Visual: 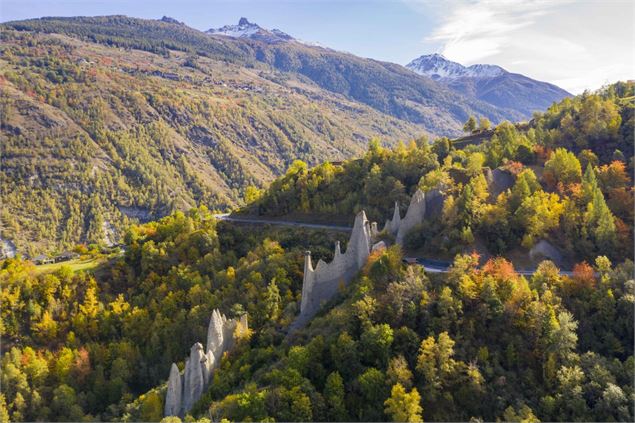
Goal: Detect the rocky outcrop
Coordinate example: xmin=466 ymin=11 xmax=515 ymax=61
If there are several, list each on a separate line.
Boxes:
xmin=383 ymin=201 xmax=401 ymax=237
xmin=294 ymin=188 xmax=449 ymax=330
xmin=164 ymin=363 xmax=182 ymax=417
xmin=396 ymin=190 xmax=428 ymax=245
xmin=529 ymin=240 xmax=564 ymax=267
xmin=182 ymin=343 xmax=205 ymax=413
xmin=164 ymin=310 xmax=248 ymax=417
xmin=383 ymin=188 xmax=446 ymax=246
xmin=294 ymin=211 xmax=372 ymax=328
xmin=486 ymin=168 xmax=515 ymax=198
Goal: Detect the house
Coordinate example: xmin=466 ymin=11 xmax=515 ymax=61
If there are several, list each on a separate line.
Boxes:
xmin=55 ymin=251 xmax=80 ymax=263
xmin=33 ymin=254 xmax=54 ymax=265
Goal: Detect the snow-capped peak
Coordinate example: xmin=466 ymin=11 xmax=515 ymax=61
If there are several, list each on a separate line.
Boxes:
xmin=406 ymin=53 xmax=506 ymax=80
xmin=206 ymin=18 xmax=293 ymax=43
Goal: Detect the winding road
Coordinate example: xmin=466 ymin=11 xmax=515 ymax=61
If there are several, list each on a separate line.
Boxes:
xmin=215 ymin=214 xmax=574 ymax=276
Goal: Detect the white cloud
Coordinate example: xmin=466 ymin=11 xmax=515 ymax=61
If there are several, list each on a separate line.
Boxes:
xmin=411 ymin=0 xmax=635 ymax=93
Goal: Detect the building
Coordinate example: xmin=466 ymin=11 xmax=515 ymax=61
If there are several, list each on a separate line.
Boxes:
xmin=33 ymin=254 xmax=54 ymax=265
xmin=54 ymin=251 xmax=80 ymax=263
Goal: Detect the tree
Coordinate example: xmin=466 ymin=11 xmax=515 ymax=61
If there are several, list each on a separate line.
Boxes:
xmin=384 ymin=383 xmax=423 ymax=422
xmin=578 ymin=149 xmax=598 ymax=170
xmin=502 ymin=404 xmax=539 ymax=423
xmin=463 ymin=116 xmax=477 ymax=133
xmin=479 ymin=117 xmax=491 ymax=131
xmin=509 ymin=169 xmax=541 ymax=211
xmin=543 ymin=148 xmax=582 ymax=188
xmin=33 ymin=310 xmax=58 ymax=344
xmin=330 ymin=332 xmax=360 ymax=380
xmin=264 ymin=279 xmax=281 ymax=321
xmin=360 ymin=324 xmax=394 ymax=367
xmin=432 ymin=137 xmax=451 ymax=162
xmin=550 ymin=311 xmax=578 ymax=364
xmin=324 ymin=372 xmax=348 ymax=421
xmin=357 ymin=368 xmax=387 ymax=420
xmin=585 ymin=186 xmax=617 ymax=251
xmin=582 ymin=164 xmax=598 ymax=204
xmin=140 ymin=391 xmax=164 ymax=422
xmin=515 ymin=191 xmax=565 ymax=248
xmin=386 ymin=355 xmax=414 ymax=390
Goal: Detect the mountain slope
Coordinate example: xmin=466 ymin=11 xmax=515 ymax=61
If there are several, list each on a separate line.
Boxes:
xmin=0 ymin=15 xmax=535 ymax=253
xmin=4 ymin=16 xmax=525 ymax=133
xmin=0 ymin=25 xmax=419 ymax=254
xmin=407 ymin=53 xmax=571 ymax=117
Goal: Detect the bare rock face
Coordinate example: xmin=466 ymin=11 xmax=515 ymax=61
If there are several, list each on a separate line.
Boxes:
xmin=206 ymin=309 xmax=224 ymax=361
xmin=372 ymin=241 xmax=387 ymax=252
xmin=486 ymin=168 xmax=515 ymax=198
xmin=295 ymin=188 xmax=451 ymax=331
xmin=164 ymin=363 xmax=182 ymax=417
xmin=383 ymin=201 xmax=401 ymax=236
xmin=182 ymin=343 xmax=205 ymax=413
xmin=424 ymin=188 xmax=445 ymax=219
xmin=295 ymin=211 xmax=372 ymax=327
xmin=396 ymin=190 xmax=427 ymax=245
xmin=163 ymin=310 xmax=248 ymax=417
xmin=530 ymin=239 xmax=564 ymax=267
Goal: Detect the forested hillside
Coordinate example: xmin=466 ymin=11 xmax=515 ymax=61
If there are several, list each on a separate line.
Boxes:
xmin=0 ymin=15 xmax=532 ymax=255
xmin=252 ymin=82 xmax=634 ymax=265
xmin=0 ymin=26 xmax=417 ymax=254
xmin=1 ymin=207 xmax=632 ymax=422
xmin=1 ymin=82 xmax=633 ymax=423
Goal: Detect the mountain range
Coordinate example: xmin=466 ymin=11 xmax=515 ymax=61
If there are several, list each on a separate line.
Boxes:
xmin=0 ymin=15 xmax=570 ymax=253
xmin=206 ymin=17 xmax=295 ymax=44
xmin=407 ymin=53 xmax=571 ymax=116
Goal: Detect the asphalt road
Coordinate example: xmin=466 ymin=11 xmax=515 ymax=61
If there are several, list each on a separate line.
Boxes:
xmin=215 ymin=214 xmax=573 ymax=276
xmin=215 ymin=213 xmax=352 ymax=231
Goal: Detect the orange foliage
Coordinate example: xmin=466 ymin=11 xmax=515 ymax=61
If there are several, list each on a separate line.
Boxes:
xmin=572 ymin=261 xmax=596 ymax=289
xmin=534 ymin=145 xmax=553 ymax=163
xmin=482 ymin=257 xmax=517 ymax=280
xmin=568 ymin=183 xmax=583 ymax=202
xmin=597 ymin=161 xmax=630 ymax=191
xmin=503 ymin=161 xmax=525 ymax=176
xmin=74 ymin=348 xmax=92 ymax=384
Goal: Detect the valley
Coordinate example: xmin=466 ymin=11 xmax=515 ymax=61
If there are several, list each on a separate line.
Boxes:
xmin=0 ymin=8 xmax=633 ymax=423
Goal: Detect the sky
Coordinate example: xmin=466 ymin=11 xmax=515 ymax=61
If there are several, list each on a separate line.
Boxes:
xmin=1 ymin=0 xmax=633 ymax=93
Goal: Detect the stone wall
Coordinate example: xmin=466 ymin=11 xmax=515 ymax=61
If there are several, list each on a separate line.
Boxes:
xmin=164 ymin=310 xmax=248 ymax=417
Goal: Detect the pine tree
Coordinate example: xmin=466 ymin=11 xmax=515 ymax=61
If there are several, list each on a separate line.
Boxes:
xmin=581 ymin=164 xmax=598 ymax=204
xmin=585 ymin=186 xmax=617 ymax=252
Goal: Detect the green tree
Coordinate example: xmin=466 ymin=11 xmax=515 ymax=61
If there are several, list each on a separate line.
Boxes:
xmin=544 ymin=148 xmax=582 ymax=187
xmin=386 ymin=355 xmax=414 ymax=390
xmin=479 ymin=116 xmax=491 ymax=131
xmin=585 ymin=186 xmax=617 ymax=252
xmin=463 ymin=116 xmax=477 ymax=133
xmin=360 ymin=324 xmax=394 ymax=367
xmin=140 ymin=391 xmax=164 ymax=422
xmin=324 ymin=372 xmax=348 ymax=421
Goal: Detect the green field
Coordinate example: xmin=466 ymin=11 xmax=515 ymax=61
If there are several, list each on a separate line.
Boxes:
xmin=34 ymin=256 xmax=110 ymax=275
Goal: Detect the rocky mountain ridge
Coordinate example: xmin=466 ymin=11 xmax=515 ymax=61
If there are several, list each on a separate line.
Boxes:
xmin=407 ymin=53 xmax=571 ymax=116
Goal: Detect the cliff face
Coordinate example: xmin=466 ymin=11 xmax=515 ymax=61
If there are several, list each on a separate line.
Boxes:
xmin=295 ymin=188 xmax=450 ymax=329
xmin=297 ymin=211 xmax=373 ymax=325
xmin=164 ymin=310 xmax=248 ymax=417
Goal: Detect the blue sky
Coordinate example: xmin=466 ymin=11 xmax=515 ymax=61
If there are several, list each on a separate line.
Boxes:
xmin=1 ymin=0 xmax=633 ymax=93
